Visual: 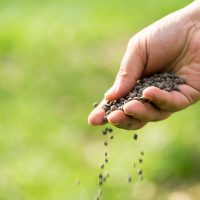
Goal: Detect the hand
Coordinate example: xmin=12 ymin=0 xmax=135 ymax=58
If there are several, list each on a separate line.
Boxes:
xmin=88 ymin=1 xmax=200 ymax=130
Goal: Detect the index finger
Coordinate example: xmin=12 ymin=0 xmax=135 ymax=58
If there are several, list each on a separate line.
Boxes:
xmin=88 ymin=99 xmax=107 ymax=126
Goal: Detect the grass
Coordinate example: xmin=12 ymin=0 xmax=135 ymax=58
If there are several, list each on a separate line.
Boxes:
xmin=0 ymin=0 xmax=200 ymax=199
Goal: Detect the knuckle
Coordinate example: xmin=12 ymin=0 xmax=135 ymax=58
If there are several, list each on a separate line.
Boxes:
xmin=117 ymin=68 xmax=129 ymax=79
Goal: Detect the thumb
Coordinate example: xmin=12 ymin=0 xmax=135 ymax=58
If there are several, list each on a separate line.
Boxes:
xmin=104 ymin=38 xmax=146 ymax=101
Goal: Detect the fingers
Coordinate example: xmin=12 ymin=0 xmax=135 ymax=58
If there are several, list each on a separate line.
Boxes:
xmin=88 ymin=100 xmax=148 ymax=129
xmin=106 ymin=100 xmax=171 ymax=130
xmin=88 ymin=100 xmax=107 ymax=126
xmin=107 ymin=110 xmax=147 ymax=130
xmin=142 ymin=86 xmax=190 ymax=111
xmin=104 ymin=37 xmax=146 ymax=101
xmin=88 ymin=84 xmax=195 ymax=127
xmin=123 ymin=100 xmax=171 ymax=121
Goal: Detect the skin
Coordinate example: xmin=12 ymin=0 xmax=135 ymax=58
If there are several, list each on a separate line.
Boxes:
xmin=88 ymin=1 xmax=200 ymax=130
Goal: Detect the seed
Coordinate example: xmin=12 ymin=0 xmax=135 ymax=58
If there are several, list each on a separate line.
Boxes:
xmin=111 ymin=105 xmax=117 ymax=111
xmin=166 ymin=87 xmax=172 ymax=91
xmin=133 ymin=97 xmax=140 ymax=101
xmin=103 ymin=105 xmax=109 ymax=112
xmin=118 ymin=106 xmax=123 ymax=110
xmin=124 ymin=100 xmax=129 ymax=104
xmin=99 ymin=173 xmax=103 ymax=179
xmin=93 ymin=102 xmax=99 ymax=108
xmin=104 ymin=152 xmax=108 ymax=157
xmin=135 ymin=86 xmax=141 ymax=90
xmin=102 ymin=73 xmax=185 ymax=115
xmin=108 ymin=128 xmax=113 ymax=132
xmin=173 ymin=84 xmax=178 ymax=90
xmin=100 ymin=163 xmax=104 ymax=169
xmin=137 ymin=168 xmax=143 ymax=175
xmin=128 ymin=176 xmax=132 ymax=183
xmin=102 ymin=130 xmax=107 ymax=136
xmin=141 ymin=151 xmax=144 ymax=156
xmin=139 ymin=158 xmax=143 ymax=163
xmin=106 ymin=110 xmax=111 ymax=115
xmin=103 ymin=176 xmax=107 ymax=182
xmin=133 ymin=133 xmax=138 ymax=140
xmin=105 ymin=158 xmax=109 ymax=163
xmin=98 ymin=181 xmax=103 ymax=186
xmin=104 ymin=141 xmax=108 ymax=146
xmin=110 ymin=135 xmax=114 ymax=140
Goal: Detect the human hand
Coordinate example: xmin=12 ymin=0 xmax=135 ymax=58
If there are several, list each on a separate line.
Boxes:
xmin=88 ymin=1 xmax=200 ymax=130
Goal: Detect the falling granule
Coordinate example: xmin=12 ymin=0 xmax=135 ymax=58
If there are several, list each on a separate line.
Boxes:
xmin=105 ymin=127 xmax=109 ymax=131
xmin=99 ymin=173 xmax=103 ymax=179
xmin=137 ymin=168 xmax=143 ymax=175
xmin=128 ymin=176 xmax=132 ymax=183
xmin=103 ymin=176 xmax=107 ymax=183
xmin=98 ymin=181 xmax=103 ymax=186
xmin=133 ymin=133 xmax=138 ymax=140
xmin=102 ymin=130 xmax=107 ymax=136
xmin=110 ymin=135 xmax=114 ymax=140
xmin=93 ymin=102 xmax=99 ymax=108
xmin=100 ymin=163 xmax=104 ymax=169
xmin=108 ymin=128 xmax=113 ymax=133
xmin=104 ymin=141 xmax=108 ymax=146
xmin=139 ymin=158 xmax=143 ymax=163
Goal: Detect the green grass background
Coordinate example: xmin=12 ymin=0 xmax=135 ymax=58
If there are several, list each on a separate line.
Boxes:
xmin=0 ymin=0 xmax=200 ymax=199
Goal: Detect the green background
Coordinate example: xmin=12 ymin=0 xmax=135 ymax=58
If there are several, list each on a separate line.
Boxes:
xmin=0 ymin=0 xmax=200 ymax=199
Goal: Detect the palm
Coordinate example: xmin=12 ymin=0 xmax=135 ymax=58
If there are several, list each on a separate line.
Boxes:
xmin=138 ymin=10 xmax=200 ymax=110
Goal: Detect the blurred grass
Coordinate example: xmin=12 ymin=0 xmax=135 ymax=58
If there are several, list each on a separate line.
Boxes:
xmin=0 ymin=0 xmax=200 ymax=200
